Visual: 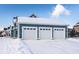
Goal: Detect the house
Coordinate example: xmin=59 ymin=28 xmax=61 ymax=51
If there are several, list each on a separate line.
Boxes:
xmin=71 ymin=22 xmax=79 ymax=37
xmin=10 ymin=14 xmax=68 ymax=40
xmin=73 ymin=22 xmax=79 ymax=32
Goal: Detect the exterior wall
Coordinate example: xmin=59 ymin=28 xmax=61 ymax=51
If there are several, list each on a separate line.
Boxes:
xmin=11 ymin=27 xmax=18 ymax=38
xmin=68 ymin=28 xmax=73 ymax=38
xmin=18 ymin=24 xmax=67 ymax=39
xmin=37 ymin=27 xmax=39 ymax=40
xmin=65 ymin=26 xmax=68 ymax=38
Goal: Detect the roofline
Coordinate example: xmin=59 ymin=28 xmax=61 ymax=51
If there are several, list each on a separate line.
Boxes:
xmin=17 ymin=22 xmax=68 ymax=26
xmin=13 ymin=16 xmax=68 ymax=26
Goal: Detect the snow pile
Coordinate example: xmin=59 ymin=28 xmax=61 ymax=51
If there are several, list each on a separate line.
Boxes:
xmin=0 ymin=37 xmax=31 ymax=54
xmin=0 ymin=38 xmax=20 ymax=53
xmin=67 ymin=38 xmax=79 ymax=42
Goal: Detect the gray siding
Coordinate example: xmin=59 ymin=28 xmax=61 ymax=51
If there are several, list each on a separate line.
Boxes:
xmin=11 ymin=29 xmax=18 ymax=38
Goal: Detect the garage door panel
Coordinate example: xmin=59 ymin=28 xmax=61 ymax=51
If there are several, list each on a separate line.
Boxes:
xmin=39 ymin=27 xmax=52 ymax=40
xmin=22 ymin=27 xmax=37 ymax=40
xmin=53 ymin=28 xmax=65 ymax=39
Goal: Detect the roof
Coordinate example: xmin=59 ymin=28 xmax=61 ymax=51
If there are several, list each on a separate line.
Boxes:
xmin=14 ymin=16 xmax=68 ymax=26
xmin=75 ymin=22 xmax=79 ymax=26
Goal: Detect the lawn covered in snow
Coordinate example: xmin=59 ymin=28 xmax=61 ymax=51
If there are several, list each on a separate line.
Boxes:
xmin=0 ymin=37 xmax=79 ymax=54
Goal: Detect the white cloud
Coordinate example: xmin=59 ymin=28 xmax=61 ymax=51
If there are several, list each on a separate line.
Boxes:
xmin=52 ymin=4 xmax=70 ymax=17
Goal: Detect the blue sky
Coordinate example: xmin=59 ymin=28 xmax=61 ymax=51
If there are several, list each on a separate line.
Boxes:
xmin=0 ymin=4 xmax=79 ymax=28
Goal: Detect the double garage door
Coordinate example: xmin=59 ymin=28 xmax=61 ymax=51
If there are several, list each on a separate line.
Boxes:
xmin=22 ymin=26 xmax=65 ymax=40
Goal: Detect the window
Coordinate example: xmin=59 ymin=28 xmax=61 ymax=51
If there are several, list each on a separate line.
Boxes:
xmin=33 ymin=28 xmax=36 ymax=30
xmin=58 ymin=29 xmax=60 ymax=31
xmin=48 ymin=29 xmax=50 ymax=30
xmin=46 ymin=29 xmax=48 ymax=30
xmin=40 ymin=28 xmax=42 ymax=30
xmin=54 ymin=28 xmax=64 ymax=31
xmin=24 ymin=28 xmax=26 ymax=30
xmin=55 ymin=29 xmax=56 ymax=30
xmin=56 ymin=29 xmax=58 ymax=31
xmin=43 ymin=29 xmax=45 ymax=30
xmin=62 ymin=29 xmax=64 ymax=31
xmin=27 ymin=28 xmax=29 ymax=30
xmin=30 ymin=28 xmax=32 ymax=30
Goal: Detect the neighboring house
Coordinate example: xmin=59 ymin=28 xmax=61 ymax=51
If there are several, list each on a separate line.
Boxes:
xmin=0 ymin=31 xmax=8 ymax=37
xmin=72 ymin=22 xmax=79 ymax=37
xmin=67 ymin=22 xmax=79 ymax=37
xmin=10 ymin=14 xmax=68 ymax=40
xmin=4 ymin=26 xmax=11 ymax=37
xmin=1 ymin=31 xmax=6 ymax=36
xmin=73 ymin=22 xmax=79 ymax=32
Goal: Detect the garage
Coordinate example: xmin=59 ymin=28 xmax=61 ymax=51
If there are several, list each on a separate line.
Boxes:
xmin=22 ymin=27 xmax=37 ymax=40
xmin=11 ymin=15 xmax=68 ymax=39
xmin=39 ymin=27 xmax=52 ymax=40
xmin=53 ymin=27 xmax=65 ymax=39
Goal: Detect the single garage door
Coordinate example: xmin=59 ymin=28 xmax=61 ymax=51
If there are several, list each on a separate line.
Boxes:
xmin=39 ymin=27 xmax=52 ymax=40
xmin=22 ymin=27 xmax=37 ymax=40
xmin=53 ymin=28 xmax=65 ymax=40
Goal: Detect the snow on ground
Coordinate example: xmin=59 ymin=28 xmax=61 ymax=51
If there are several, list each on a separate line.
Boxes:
xmin=0 ymin=37 xmax=79 ymax=54
xmin=0 ymin=37 xmax=30 ymax=54
xmin=22 ymin=39 xmax=79 ymax=54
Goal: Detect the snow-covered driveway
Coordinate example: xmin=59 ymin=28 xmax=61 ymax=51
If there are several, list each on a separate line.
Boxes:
xmin=22 ymin=39 xmax=79 ymax=54
xmin=0 ymin=37 xmax=79 ymax=54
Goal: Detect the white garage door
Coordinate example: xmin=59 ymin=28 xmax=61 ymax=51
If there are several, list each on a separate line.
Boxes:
xmin=22 ymin=27 xmax=37 ymax=40
xmin=53 ymin=28 xmax=65 ymax=40
xmin=39 ymin=27 xmax=52 ymax=40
